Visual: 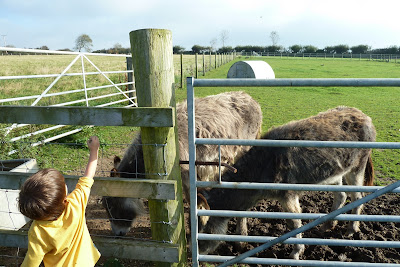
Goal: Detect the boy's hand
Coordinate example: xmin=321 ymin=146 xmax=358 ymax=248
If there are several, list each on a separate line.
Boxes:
xmin=87 ymin=136 xmax=100 ymax=152
xmin=85 ymin=136 xmax=99 ymax=179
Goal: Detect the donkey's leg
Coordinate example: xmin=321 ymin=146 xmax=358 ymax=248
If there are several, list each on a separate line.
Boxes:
xmin=234 ymin=217 xmax=248 ymax=251
xmin=344 ymin=169 xmax=365 ymax=236
xmin=280 ymin=192 xmax=305 ymax=260
xmin=236 ymin=217 xmax=248 ymax=235
xmin=180 ymin=169 xmax=191 ymax=203
xmin=322 ymin=178 xmax=347 ymax=231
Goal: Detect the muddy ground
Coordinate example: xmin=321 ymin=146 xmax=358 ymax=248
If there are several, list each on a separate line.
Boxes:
xmin=215 ymin=191 xmax=400 ymax=266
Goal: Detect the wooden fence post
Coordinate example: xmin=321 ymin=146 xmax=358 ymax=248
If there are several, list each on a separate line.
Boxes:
xmin=202 ymin=53 xmax=205 ymax=76
xmin=209 ymin=52 xmax=211 ymax=72
xmin=180 ymin=54 xmax=183 ymax=88
xmin=130 ymin=29 xmax=187 ymax=267
xmin=195 ymin=53 xmax=198 ymax=79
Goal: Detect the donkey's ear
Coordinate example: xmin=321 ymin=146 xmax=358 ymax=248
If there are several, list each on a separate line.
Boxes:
xmin=114 ymin=156 xmax=121 ymax=168
xmin=197 ymin=193 xmax=210 ymax=210
xmin=110 ymin=168 xmax=120 ymax=177
xmin=197 ymin=193 xmax=210 ymax=227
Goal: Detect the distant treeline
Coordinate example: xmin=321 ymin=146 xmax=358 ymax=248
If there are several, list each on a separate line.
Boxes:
xmin=174 ymin=44 xmax=400 ymax=55
xmin=0 ymin=46 xmax=75 ymax=55
xmin=93 ymin=47 xmax=131 ymax=54
xmin=1 ymin=45 xmax=131 ymax=55
xmin=94 ymin=44 xmax=400 ymax=55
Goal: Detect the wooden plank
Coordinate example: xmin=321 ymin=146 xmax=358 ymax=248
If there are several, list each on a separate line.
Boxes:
xmin=92 ymin=177 xmax=176 ymax=200
xmin=0 ymin=229 xmax=28 ymax=248
xmin=93 ymin=236 xmax=179 ymax=263
xmin=0 ymin=230 xmax=179 ymax=263
xmin=0 ymin=106 xmax=174 ymax=127
xmin=0 ymin=171 xmax=176 ymax=200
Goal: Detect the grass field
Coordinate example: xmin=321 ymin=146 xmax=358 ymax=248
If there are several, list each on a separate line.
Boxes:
xmin=1 ymin=55 xmax=400 ymax=183
xmin=0 ymin=54 xmax=213 ymax=101
xmin=175 ymin=56 xmax=400 ymax=183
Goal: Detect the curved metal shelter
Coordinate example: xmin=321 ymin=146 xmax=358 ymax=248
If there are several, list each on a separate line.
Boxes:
xmin=227 ymin=60 xmax=275 ymax=79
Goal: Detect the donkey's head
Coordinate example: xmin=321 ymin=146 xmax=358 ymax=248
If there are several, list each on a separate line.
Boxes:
xmin=102 ymin=155 xmax=144 ymax=236
xmin=110 ymin=155 xmax=121 ymax=177
xmin=197 ymin=192 xmax=211 ymax=231
xmin=196 ymin=190 xmax=229 ymax=254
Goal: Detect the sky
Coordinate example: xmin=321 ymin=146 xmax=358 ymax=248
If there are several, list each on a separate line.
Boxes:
xmin=1 ymin=0 xmax=400 ymax=52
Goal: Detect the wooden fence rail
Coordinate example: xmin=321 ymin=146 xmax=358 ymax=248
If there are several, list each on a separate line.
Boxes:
xmin=0 ymin=172 xmax=176 ymax=200
xmin=0 ymin=106 xmax=174 ymax=127
xmin=0 ymin=230 xmax=180 ymax=263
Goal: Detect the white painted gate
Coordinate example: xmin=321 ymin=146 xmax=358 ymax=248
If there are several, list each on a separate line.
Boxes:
xmin=0 ymin=47 xmax=136 ymax=155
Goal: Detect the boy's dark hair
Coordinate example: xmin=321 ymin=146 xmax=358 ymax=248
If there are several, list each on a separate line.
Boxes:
xmin=18 ymin=168 xmax=67 ymax=221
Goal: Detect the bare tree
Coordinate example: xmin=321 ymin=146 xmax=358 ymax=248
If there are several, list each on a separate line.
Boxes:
xmin=74 ymin=34 xmax=93 ymax=52
xmin=270 ymin=31 xmax=280 ymax=46
xmin=210 ymin=38 xmax=217 ymax=52
xmin=220 ymin=30 xmax=229 ymax=48
xmin=113 ymin=43 xmax=123 ymax=49
xmin=1 ymin=35 xmax=7 ymax=47
xmin=112 ymin=43 xmax=123 ymax=54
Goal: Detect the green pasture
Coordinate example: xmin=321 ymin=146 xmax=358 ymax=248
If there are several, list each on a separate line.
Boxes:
xmin=175 ymin=56 xmax=400 ymax=183
xmin=0 ymin=54 xmax=199 ymax=104
xmin=1 ymin=55 xmax=400 ymax=183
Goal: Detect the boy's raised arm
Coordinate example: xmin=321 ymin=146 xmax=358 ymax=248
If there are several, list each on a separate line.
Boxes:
xmin=84 ymin=136 xmax=99 ymax=179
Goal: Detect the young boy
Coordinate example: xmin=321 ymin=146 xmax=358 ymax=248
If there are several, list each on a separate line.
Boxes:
xmin=18 ymin=136 xmax=101 ymax=267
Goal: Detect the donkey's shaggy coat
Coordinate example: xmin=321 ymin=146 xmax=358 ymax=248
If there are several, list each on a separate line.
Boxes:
xmin=103 ymin=91 xmax=262 ymax=236
xmin=198 ymin=106 xmax=375 ymax=259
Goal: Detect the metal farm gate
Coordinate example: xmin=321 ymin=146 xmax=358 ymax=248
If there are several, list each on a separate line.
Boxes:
xmin=187 ymin=77 xmax=400 ymax=266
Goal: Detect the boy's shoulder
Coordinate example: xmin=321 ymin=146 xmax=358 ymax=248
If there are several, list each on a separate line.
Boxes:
xmin=29 ymin=214 xmax=64 ymax=237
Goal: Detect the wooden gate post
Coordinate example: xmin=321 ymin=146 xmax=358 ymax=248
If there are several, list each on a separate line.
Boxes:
xmin=130 ymin=29 xmax=187 ymax=266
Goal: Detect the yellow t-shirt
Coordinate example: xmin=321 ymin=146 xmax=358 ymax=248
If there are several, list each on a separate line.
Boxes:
xmin=21 ymin=176 xmax=101 ymax=267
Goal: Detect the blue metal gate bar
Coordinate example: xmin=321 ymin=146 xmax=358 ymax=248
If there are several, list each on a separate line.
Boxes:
xmin=187 ymin=77 xmax=199 ymax=265
xmin=196 ymin=138 xmax=400 ymax=149
xmin=218 ymin=179 xmax=400 ymax=267
xmin=198 ymin=210 xmax=400 ymax=223
xmin=196 ymin=181 xmax=400 ymax=193
xmin=198 ymin=233 xmax=400 ymax=249
xmin=193 ymin=78 xmax=400 ymax=87
xmin=200 ymin=255 xmax=400 ymax=266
